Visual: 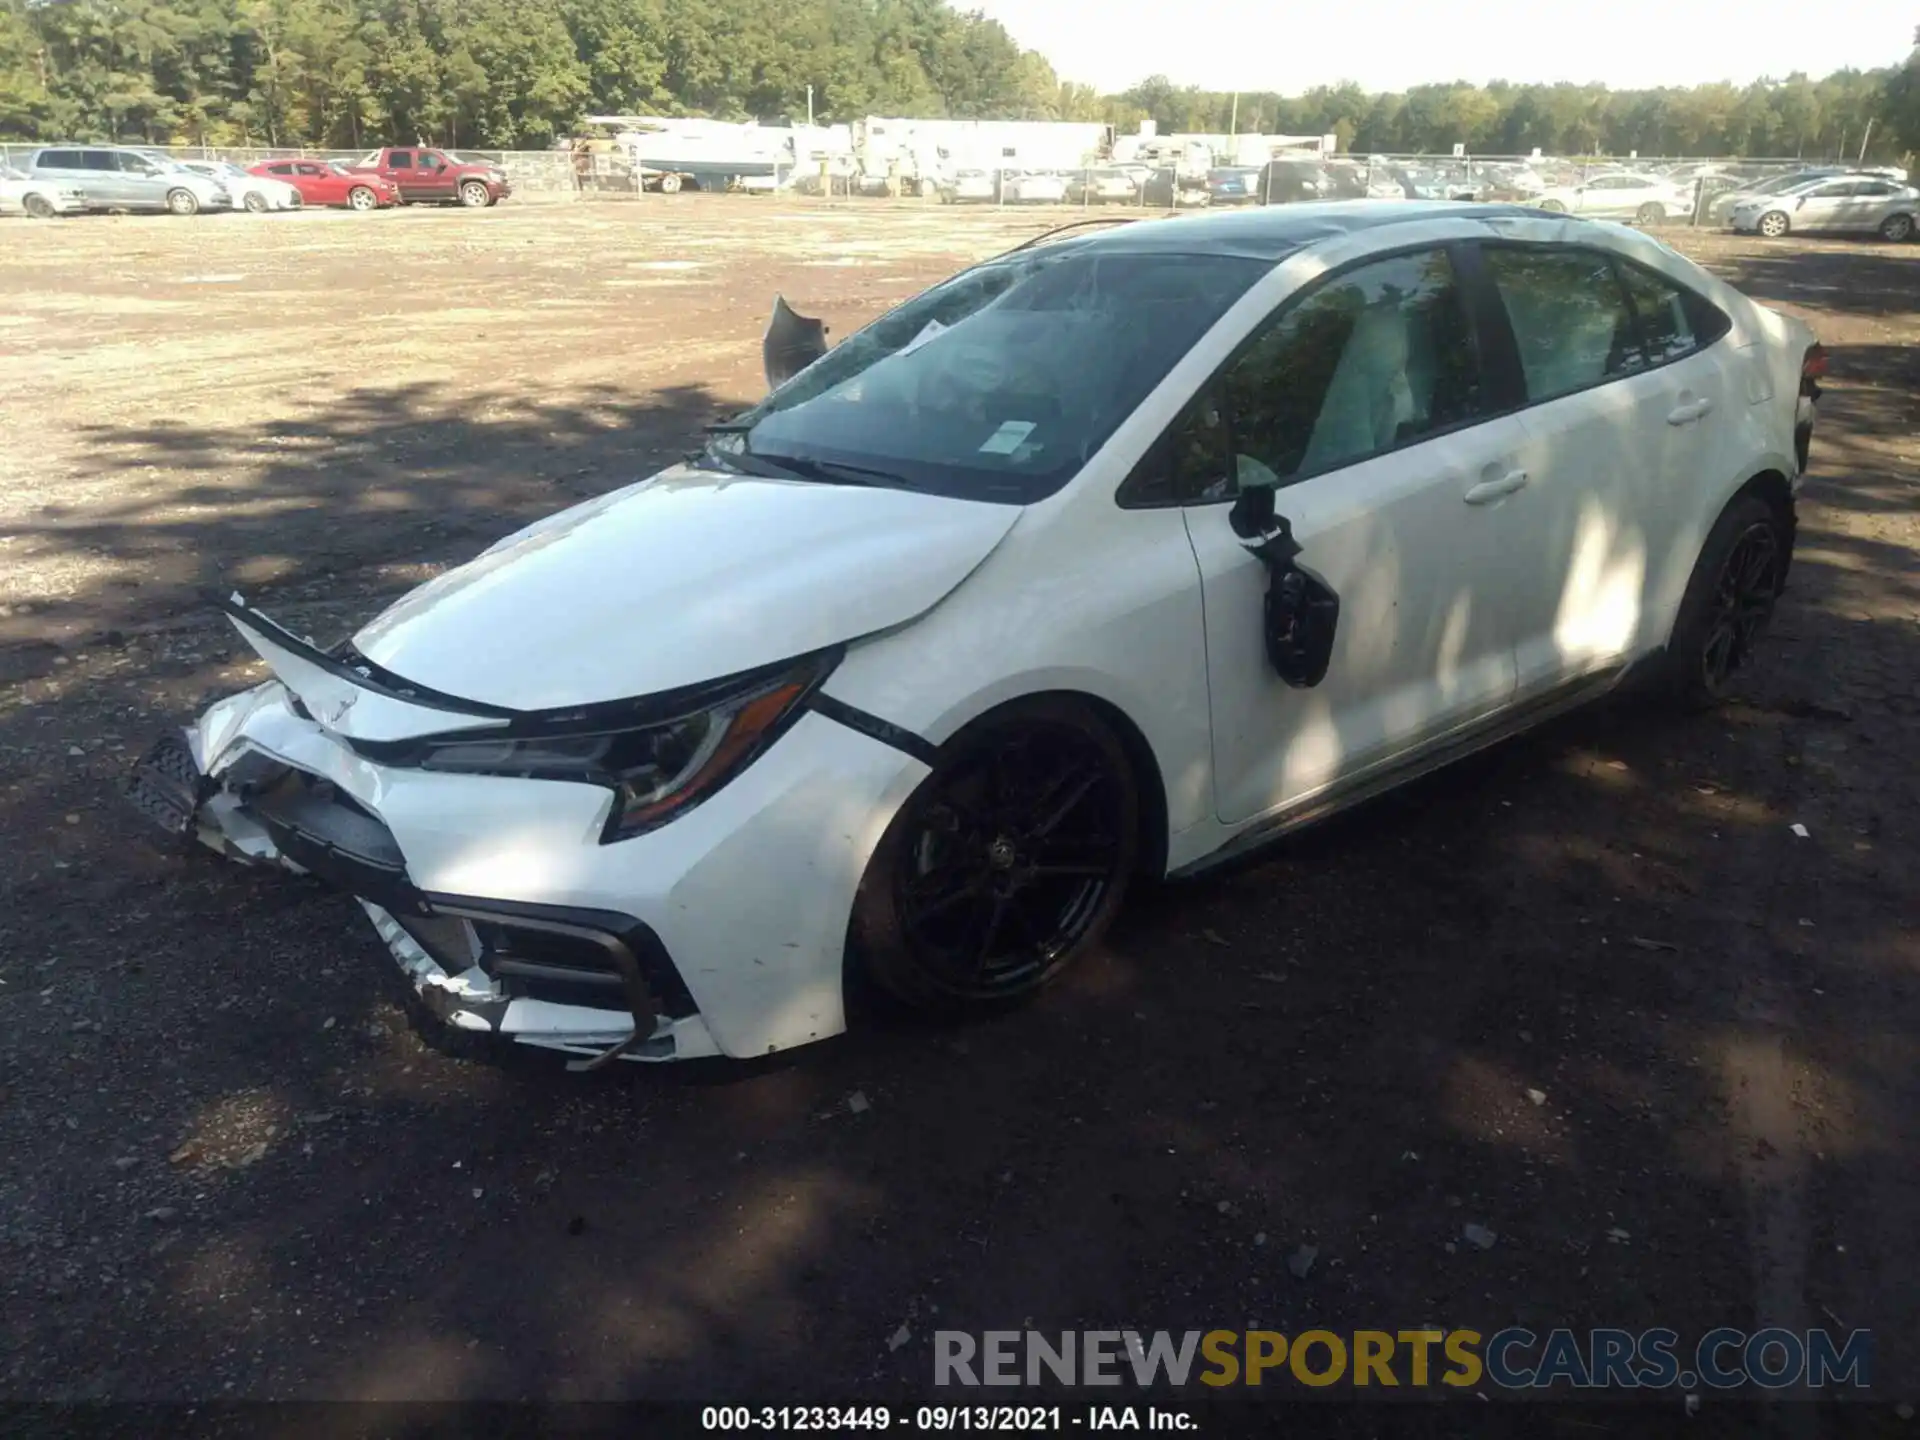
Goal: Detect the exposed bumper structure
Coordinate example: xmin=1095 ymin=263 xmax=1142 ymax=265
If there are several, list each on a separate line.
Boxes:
xmin=128 ymin=607 xmax=925 ymax=1066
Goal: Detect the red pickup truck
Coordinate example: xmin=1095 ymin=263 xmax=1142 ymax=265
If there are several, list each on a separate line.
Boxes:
xmin=348 ymin=148 xmax=512 ymax=207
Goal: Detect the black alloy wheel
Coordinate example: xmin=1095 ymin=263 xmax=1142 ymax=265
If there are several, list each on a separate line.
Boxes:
xmin=1700 ymin=521 xmax=1782 ymax=697
xmin=1660 ymin=493 xmax=1787 ymax=710
xmin=855 ymin=699 xmax=1138 ymax=1012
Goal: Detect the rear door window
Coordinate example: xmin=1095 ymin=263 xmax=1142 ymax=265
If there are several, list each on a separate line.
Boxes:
xmin=1615 ymin=263 xmax=1697 ymax=364
xmin=1481 ymin=245 xmax=1645 ymax=402
xmin=387 ymin=151 xmax=413 ymax=169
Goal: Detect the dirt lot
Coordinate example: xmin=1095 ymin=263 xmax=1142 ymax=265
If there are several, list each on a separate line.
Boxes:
xmin=1 ymin=199 xmax=1917 ymax=1424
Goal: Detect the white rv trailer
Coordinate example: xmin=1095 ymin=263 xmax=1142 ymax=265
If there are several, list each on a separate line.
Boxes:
xmin=859 ymin=118 xmax=1111 ymax=187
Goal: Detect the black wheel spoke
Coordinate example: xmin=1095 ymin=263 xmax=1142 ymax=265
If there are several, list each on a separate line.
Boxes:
xmin=1700 ymin=522 xmax=1781 ymax=693
xmin=1026 ymin=767 xmax=1102 ymax=838
xmin=973 ymin=895 xmax=1010 ymax=971
xmin=908 ymin=873 xmax=983 ymax=922
xmin=885 ymin=717 xmax=1132 ymax=1001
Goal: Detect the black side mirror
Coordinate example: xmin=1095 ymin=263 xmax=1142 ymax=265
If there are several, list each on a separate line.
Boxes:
xmin=763 ymin=295 xmax=829 ymax=391
xmin=1230 ymin=491 xmax=1341 ymax=690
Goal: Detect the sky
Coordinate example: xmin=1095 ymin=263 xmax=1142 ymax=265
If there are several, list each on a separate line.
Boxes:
xmin=967 ymin=0 xmax=1916 ymax=95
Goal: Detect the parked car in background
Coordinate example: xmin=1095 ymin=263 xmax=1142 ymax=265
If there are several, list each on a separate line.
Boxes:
xmin=1066 ymin=167 xmax=1142 ymax=205
xmin=1731 ymin=174 xmax=1920 ymax=241
xmin=1255 ymin=158 xmax=1326 ymax=204
xmin=170 ymin=159 xmax=302 ymax=212
xmin=1140 ymin=167 xmax=1211 ymax=207
xmin=1206 ymin=167 xmax=1263 ymax=205
xmin=0 ymin=161 xmax=85 ymax=217
xmin=23 ymin=146 xmax=229 ymax=214
xmin=132 ymin=202 xmax=1822 ymax=1068
xmin=348 ymin=147 xmax=511 ymax=207
xmin=1319 ymin=160 xmax=1373 ymax=200
xmin=1703 ymin=167 xmax=1849 ymax=225
xmin=942 ymin=168 xmax=998 ymax=203
xmin=1006 ymin=170 xmax=1069 ymax=204
xmin=250 ymin=158 xmax=398 ymax=210
xmin=1530 ymin=171 xmax=1694 ymax=223
xmin=1477 ymin=165 xmax=1550 ymax=201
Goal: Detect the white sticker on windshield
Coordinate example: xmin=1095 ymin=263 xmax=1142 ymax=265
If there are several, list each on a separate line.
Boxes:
xmin=898 ymin=318 xmax=947 ymax=356
xmin=978 ymin=421 xmax=1036 ymax=455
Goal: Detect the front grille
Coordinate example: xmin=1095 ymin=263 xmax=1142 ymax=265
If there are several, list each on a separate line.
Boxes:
xmin=469 ymin=917 xmax=696 ymax=1018
xmin=415 ymin=895 xmax=698 ymax=1022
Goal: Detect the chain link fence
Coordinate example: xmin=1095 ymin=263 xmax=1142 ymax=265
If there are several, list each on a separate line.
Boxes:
xmin=3 ymin=141 xmax=1900 ymax=225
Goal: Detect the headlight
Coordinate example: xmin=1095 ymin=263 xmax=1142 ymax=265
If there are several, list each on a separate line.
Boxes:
xmin=351 ymin=652 xmax=833 ymax=842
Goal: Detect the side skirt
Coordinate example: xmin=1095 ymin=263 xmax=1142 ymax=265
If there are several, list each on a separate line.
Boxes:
xmin=1171 ymin=663 xmax=1632 ymax=880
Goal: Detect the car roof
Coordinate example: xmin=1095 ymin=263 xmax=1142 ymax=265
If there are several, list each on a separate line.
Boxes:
xmin=1055 ymin=201 xmax=1545 ymax=262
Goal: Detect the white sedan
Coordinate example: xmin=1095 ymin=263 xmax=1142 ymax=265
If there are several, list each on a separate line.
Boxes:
xmin=1531 ymin=172 xmax=1695 ymax=224
xmin=175 ymin=159 xmax=303 ymax=212
xmin=0 ymin=162 xmax=84 ymax=217
xmin=1007 ymin=171 xmax=1070 ymax=204
xmin=1731 ymin=174 xmax=1919 ymax=242
xmin=129 ymin=204 xmax=1820 ymax=1068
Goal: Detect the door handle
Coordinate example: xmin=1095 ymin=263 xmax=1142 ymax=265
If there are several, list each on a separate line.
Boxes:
xmin=1667 ymin=397 xmax=1713 ymax=425
xmin=1463 ymin=469 xmax=1529 ymax=505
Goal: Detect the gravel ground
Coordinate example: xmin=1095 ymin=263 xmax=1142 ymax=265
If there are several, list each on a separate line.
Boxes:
xmin=0 ymin=202 xmax=1915 ymax=1425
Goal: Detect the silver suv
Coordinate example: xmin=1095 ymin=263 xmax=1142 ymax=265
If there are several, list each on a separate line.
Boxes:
xmin=25 ymin=146 xmax=230 ymax=215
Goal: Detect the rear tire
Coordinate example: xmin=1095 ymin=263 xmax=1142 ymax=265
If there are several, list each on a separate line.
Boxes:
xmin=1658 ymin=494 xmax=1788 ymax=710
xmin=1537 ymin=198 xmax=1567 ymax=213
xmin=852 ymin=697 xmax=1139 ymax=1015
xmin=22 ymin=192 xmax=55 ymax=219
xmin=657 ymin=173 xmax=682 ymax=195
xmin=1635 ymin=201 xmax=1665 ymax=224
xmin=459 ymin=180 xmax=490 ymax=208
xmin=166 ymin=188 xmax=200 ymax=216
xmin=347 ymin=186 xmax=377 ymax=211
xmin=1757 ymin=210 xmax=1790 ymax=238
xmin=1879 ymin=212 xmax=1915 ymax=243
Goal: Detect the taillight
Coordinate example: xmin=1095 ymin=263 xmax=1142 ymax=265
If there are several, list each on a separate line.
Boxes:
xmin=1801 ymin=343 xmax=1828 ymax=382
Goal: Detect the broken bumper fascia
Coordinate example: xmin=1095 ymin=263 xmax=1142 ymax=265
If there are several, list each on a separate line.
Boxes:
xmin=133 ymin=675 xmax=923 ymax=1064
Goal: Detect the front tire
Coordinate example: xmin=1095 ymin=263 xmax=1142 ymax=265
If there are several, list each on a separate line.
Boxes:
xmin=1537 ymin=198 xmax=1567 ymax=213
xmin=657 ymin=173 xmax=682 ymax=195
xmin=1659 ymin=494 xmax=1788 ymax=709
xmin=1879 ymin=212 xmax=1915 ymax=243
xmin=243 ymin=191 xmax=268 ymax=213
xmin=1757 ymin=210 xmax=1790 ymax=238
xmin=852 ymin=698 xmax=1139 ymax=1014
xmin=166 ymin=188 xmax=200 ymax=216
xmin=347 ymin=185 xmax=378 ymax=211
xmin=1635 ymin=201 xmax=1665 ymax=224
xmin=459 ymin=180 xmax=490 ymax=208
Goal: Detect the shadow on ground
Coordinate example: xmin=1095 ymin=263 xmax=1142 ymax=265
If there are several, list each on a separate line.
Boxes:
xmin=0 ymin=379 xmax=738 ymax=664
xmin=0 ymin=243 xmax=1916 ymax=1419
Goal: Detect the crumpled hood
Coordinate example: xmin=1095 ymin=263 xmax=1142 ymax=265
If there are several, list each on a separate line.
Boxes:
xmin=351 ymin=464 xmax=1021 ymax=710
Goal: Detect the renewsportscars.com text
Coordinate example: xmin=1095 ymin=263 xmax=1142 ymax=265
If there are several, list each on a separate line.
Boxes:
xmin=934 ymin=1327 xmax=1872 ymax=1390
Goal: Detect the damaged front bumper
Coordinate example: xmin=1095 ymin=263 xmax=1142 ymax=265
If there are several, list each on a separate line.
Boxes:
xmin=129 ymin=722 xmax=709 ymax=1067
xmin=125 ymin=595 xmax=925 ymax=1066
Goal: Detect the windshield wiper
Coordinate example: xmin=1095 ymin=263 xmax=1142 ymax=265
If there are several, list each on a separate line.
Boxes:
xmin=756 ymin=453 xmax=908 ymax=489
xmin=697 ymin=445 xmax=802 ymax=481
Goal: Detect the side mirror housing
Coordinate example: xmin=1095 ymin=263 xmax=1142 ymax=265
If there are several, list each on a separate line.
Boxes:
xmin=763 ymin=295 xmax=829 ymax=391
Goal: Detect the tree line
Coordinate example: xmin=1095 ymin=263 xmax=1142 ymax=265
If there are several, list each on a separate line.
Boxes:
xmin=3 ymin=0 xmax=1916 ymax=161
